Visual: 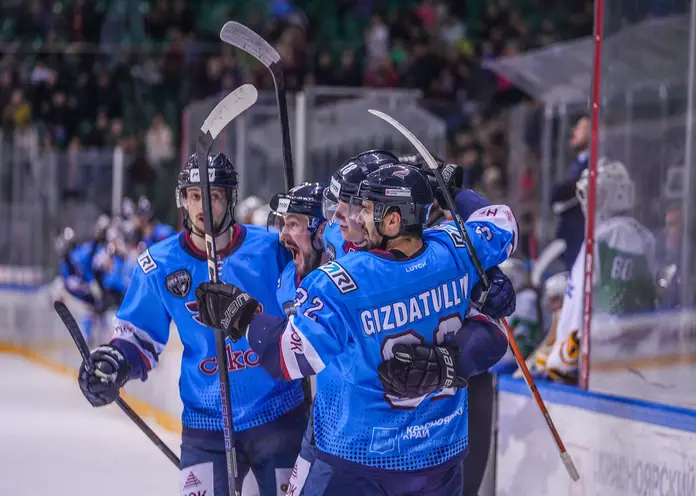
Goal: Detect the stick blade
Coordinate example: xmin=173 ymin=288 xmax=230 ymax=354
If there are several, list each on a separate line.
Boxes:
xmin=201 ymin=84 xmax=258 ymax=139
xmin=220 ymin=21 xmax=280 ymax=67
xmin=561 ymin=451 xmax=580 ymax=481
xmin=367 ymin=109 xmax=439 ymax=172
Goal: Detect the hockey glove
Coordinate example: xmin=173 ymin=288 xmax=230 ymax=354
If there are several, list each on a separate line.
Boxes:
xmin=195 ymin=282 xmax=259 ymax=342
xmin=78 ymin=344 xmax=130 ymax=407
xmin=471 ymin=266 xmax=516 ymax=320
xmin=378 ymin=344 xmax=468 ymax=398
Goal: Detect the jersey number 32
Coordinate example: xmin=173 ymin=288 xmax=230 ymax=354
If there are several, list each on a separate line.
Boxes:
xmin=380 ymin=314 xmax=463 ymax=410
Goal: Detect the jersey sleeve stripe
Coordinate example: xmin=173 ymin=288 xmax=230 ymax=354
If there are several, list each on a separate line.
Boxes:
xmin=279 ymin=317 xmax=327 ymax=380
xmin=111 ymin=318 xmax=165 ymax=371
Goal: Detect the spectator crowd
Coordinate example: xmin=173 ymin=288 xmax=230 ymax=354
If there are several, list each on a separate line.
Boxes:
xmin=0 ymin=0 xmax=595 ymax=226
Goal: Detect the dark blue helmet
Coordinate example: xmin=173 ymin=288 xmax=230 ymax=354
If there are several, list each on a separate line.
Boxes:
xmin=323 ymin=149 xmax=399 ymax=220
xmin=177 ymin=153 xmax=239 ymax=235
xmin=352 ymin=163 xmax=433 ymax=230
xmin=268 ymin=182 xmax=327 ymax=234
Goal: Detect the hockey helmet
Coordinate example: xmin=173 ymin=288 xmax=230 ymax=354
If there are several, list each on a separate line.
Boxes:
xmin=322 ymin=149 xmax=399 ymax=220
xmin=350 ymin=163 xmax=433 ymax=230
xmin=177 ymin=152 xmax=239 ymax=235
xmin=268 ymin=182 xmax=327 ymax=234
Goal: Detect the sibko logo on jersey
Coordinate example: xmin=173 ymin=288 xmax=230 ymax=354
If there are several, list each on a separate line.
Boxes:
xmin=198 ymin=345 xmax=261 ymax=375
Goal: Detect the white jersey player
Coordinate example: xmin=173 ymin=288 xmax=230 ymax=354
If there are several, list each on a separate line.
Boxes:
xmin=546 ymin=158 xmax=657 ymax=384
xmin=514 ymin=271 xmax=569 ymax=379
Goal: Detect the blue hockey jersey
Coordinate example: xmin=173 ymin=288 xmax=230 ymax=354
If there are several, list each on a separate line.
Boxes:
xmin=248 ymin=205 xmax=518 ymax=470
xmin=60 ymin=241 xmax=103 ymax=303
xmin=112 ymin=226 xmax=303 ymax=432
xmin=277 ymin=261 xmax=299 ymax=316
xmin=323 ymin=221 xmax=364 ymax=261
xmin=143 ymin=223 xmax=177 ymax=247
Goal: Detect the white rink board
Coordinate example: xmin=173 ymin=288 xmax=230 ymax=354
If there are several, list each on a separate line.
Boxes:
xmin=495 ymin=376 xmax=696 ymax=496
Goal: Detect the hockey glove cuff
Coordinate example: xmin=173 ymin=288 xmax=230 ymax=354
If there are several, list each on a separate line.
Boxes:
xmin=195 ymin=282 xmax=259 ymax=342
xmin=78 ymin=344 xmax=131 ymax=407
xmin=378 ymin=344 xmax=467 ymax=398
xmin=471 ymin=266 xmax=516 ymax=320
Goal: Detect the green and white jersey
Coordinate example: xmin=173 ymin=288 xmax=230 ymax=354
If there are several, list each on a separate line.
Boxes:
xmin=546 ymin=215 xmax=656 ymax=381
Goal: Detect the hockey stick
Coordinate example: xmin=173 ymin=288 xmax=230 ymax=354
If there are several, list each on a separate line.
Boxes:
xmin=368 ymin=109 xmax=580 ymax=482
xmin=219 ymin=21 xmax=294 ymax=190
xmin=196 ymin=83 xmax=259 ymax=496
xmin=53 ymin=301 xmax=180 ymax=467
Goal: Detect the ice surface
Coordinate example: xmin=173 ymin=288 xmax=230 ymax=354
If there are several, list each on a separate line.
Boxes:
xmin=0 ymin=354 xmax=180 ymax=495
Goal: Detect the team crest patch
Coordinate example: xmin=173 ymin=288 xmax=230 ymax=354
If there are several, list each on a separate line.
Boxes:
xmin=318 ymin=261 xmax=357 ymax=294
xmin=166 ymin=269 xmax=192 ymax=298
xmin=326 ymin=242 xmax=336 ymax=261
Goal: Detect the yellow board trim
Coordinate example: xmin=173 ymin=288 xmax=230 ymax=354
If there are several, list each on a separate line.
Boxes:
xmin=0 ymin=342 xmax=182 ymax=435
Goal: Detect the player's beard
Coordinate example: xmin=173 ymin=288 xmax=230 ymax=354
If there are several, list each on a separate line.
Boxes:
xmin=296 ymin=248 xmax=321 ymax=280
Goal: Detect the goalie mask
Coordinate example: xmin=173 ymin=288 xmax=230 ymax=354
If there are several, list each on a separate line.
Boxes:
xmin=576 ymin=157 xmax=635 ymax=217
xmin=177 ymin=152 xmax=239 ymax=236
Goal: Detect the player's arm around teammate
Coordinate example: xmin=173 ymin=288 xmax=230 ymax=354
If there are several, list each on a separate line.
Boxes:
xmin=195 ymin=164 xmax=519 ymax=496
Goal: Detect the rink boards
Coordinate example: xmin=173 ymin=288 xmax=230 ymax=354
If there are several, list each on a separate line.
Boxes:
xmin=495 ymin=377 xmax=696 ymax=496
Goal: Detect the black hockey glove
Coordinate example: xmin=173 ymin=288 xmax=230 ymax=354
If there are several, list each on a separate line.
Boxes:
xmin=78 ymin=344 xmax=130 ymax=407
xmin=471 ymin=266 xmax=516 ymax=320
xmin=378 ymin=344 xmax=468 ymax=398
xmin=195 ymin=282 xmax=259 ymax=342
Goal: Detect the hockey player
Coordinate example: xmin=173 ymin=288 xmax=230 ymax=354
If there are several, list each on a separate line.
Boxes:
xmin=132 ymin=195 xmax=176 ymax=249
xmin=489 ymin=258 xmax=542 ymax=374
xmin=265 ymin=182 xmax=330 ymax=495
xmin=322 ymin=150 xmax=400 ymax=261
xmin=514 ymin=271 xmax=570 ymax=378
xmin=57 ymin=217 xmax=121 ymax=340
xmin=195 ymin=164 xmax=518 ymax=495
xmin=375 ymin=186 xmax=515 ymax=496
xmin=77 ymin=153 xmax=306 ymax=496
xmin=269 ymin=182 xmax=329 ymax=314
xmin=545 ymin=158 xmax=657 ymax=384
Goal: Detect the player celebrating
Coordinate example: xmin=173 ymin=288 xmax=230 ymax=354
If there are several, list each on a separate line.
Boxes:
xmin=269 ymin=182 xmax=330 ymax=315
xmin=195 ymin=164 xmax=518 ymax=495
xmin=322 ymin=150 xmax=399 ymax=261
xmin=546 ymin=158 xmax=656 ymax=384
xmin=76 ymin=153 xmax=306 ymax=496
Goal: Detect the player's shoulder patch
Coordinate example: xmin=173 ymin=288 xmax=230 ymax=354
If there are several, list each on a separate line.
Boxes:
xmin=137 ymin=249 xmax=158 ymax=274
xmin=317 ymin=261 xmax=358 ymax=294
xmin=431 ymin=223 xmax=465 ymax=248
xmin=326 ymin=241 xmax=337 ymax=261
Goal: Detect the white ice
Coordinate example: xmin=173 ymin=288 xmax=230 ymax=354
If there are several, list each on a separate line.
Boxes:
xmin=0 ymin=353 xmax=180 ymax=495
